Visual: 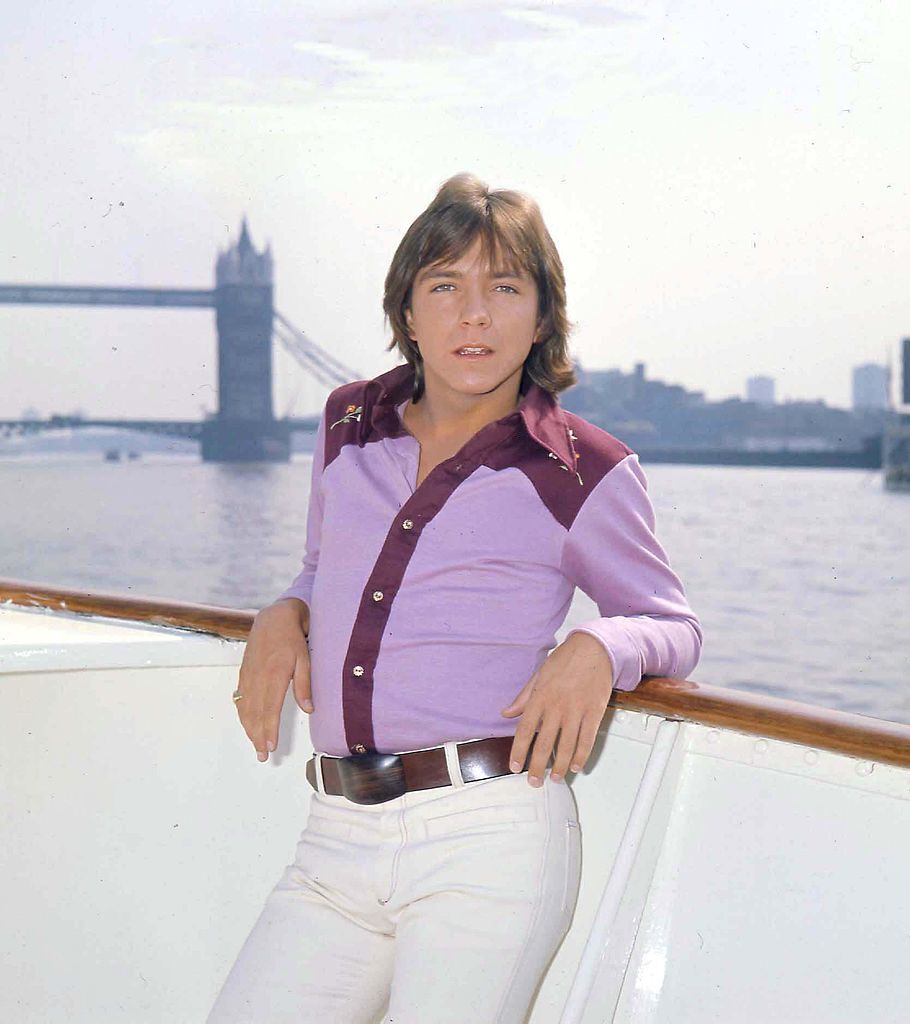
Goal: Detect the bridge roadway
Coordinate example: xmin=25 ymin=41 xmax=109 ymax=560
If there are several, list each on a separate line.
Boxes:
xmin=0 ymin=417 xmax=320 ymax=440
xmin=0 ymin=418 xmax=881 ymax=468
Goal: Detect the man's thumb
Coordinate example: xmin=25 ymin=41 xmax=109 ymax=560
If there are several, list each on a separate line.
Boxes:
xmin=292 ymin=654 xmax=313 ymax=713
xmin=501 ymin=678 xmax=534 ymax=717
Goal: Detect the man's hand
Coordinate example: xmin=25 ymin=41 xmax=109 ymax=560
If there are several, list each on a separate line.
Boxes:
xmin=501 ymin=631 xmax=614 ymax=787
xmin=235 ymin=598 xmax=312 ymax=762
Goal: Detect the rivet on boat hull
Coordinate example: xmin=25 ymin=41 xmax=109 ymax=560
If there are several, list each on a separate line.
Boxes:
xmin=804 ymin=750 xmax=819 ymax=765
xmin=754 ymin=739 xmax=769 ymax=754
xmin=706 ymin=730 xmax=720 ymax=745
xmin=855 ymin=761 xmax=874 ymax=777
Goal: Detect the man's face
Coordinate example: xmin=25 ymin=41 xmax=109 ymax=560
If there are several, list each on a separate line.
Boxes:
xmin=404 ymin=235 xmax=540 ymax=405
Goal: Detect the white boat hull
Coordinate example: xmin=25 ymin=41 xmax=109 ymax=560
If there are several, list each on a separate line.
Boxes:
xmin=2 ymin=602 xmax=909 ymax=1022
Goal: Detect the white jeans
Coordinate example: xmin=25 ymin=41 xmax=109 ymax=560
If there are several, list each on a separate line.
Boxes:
xmin=208 ymin=749 xmax=582 ymax=1023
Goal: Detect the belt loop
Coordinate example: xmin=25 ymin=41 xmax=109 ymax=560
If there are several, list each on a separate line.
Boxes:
xmin=314 ymin=753 xmax=327 ymax=795
xmin=443 ymin=741 xmax=466 ymax=789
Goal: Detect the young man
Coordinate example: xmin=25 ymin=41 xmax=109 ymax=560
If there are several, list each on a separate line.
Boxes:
xmin=209 ymin=173 xmax=702 ymax=1023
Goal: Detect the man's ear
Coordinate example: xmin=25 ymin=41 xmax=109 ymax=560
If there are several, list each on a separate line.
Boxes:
xmin=404 ymin=307 xmax=417 ymax=340
xmin=532 ymin=318 xmax=544 ymax=344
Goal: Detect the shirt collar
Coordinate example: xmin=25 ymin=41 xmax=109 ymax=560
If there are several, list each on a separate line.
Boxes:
xmin=361 ymin=362 xmax=578 ymax=471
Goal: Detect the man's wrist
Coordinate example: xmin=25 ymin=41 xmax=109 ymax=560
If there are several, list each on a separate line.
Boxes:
xmin=266 ymin=596 xmax=311 ymax=636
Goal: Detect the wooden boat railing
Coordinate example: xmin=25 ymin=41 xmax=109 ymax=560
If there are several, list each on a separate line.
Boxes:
xmin=3 ymin=575 xmax=910 ymax=770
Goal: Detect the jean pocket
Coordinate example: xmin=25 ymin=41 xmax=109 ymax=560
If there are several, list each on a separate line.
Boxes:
xmin=422 ymin=801 xmax=540 ymax=839
xmin=562 ymin=819 xmax=582 ymax=914
xmin=303 ymin=810 xmax=354 ymax=842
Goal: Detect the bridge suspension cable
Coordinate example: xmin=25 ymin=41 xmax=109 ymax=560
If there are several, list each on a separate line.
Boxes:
xmin=273 ymin=310 xmax=362 ymax=389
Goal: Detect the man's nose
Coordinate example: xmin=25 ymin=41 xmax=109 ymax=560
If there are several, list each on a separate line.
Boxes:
xmin=460 ymin=286 xmax=491 ymax=325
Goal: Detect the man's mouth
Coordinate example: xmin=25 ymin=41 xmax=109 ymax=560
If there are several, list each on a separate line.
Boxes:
xmin=454 ymin=346 xmax=493 ymax=357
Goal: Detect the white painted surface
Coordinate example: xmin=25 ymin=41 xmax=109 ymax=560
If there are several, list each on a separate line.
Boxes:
xmin=2 ymin=605 xmax=910 ymax=1023
xmin=1 ymin=606 xmax=311 ymax=1023
xmin=560 ymin=719 xmax=686 ymax=1023
xmin=0 ymin=601 xmax=245 ymax=673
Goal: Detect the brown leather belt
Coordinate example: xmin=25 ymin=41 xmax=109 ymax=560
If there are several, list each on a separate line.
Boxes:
xmin=305 ymin=735 xmax=536 ymax=805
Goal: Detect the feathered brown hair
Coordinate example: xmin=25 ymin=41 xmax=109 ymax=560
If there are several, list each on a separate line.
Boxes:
xmin=383 ymin=172 xmax=577 ymax=402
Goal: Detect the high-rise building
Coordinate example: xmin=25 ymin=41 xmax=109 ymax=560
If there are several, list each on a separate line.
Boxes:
xmin=852 ymin=363 xmax=889 ymax=410
xmin=746 ymin=376 xmax=775 ymax=406
xmin=899 ymin=339 xmax=910 ymax=410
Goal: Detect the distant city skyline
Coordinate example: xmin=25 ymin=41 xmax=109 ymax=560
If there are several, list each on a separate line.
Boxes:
xmin=1 ymin=1 xmax=908 ymax=418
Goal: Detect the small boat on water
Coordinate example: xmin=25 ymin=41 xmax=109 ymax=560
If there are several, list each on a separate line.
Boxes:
xmin=883 ymin=338 xmax=910 ymax=491
xmin=883 ymin=411 xmax=910 ymax=491
xmin=2 ymin=577 xmax=909 ymax=1023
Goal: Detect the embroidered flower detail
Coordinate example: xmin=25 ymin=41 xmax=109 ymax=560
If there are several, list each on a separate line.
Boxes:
xmin=565 ymin=427 xmax=583 ymax=485
xmin=548 ymin=438 xmax=583 ymax=485
xmin=329 ymin=405 xmax=363 ymax=430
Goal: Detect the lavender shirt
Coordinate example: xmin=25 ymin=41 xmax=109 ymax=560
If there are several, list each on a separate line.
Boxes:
xmin=277 ymin=362 xmax=703 ymax=757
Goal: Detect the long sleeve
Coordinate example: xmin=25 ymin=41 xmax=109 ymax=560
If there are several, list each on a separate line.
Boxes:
xmin=273 ymin=407 xmax=327 ymax=609
xmin=560 ymin=452 xmax=703 ymax=692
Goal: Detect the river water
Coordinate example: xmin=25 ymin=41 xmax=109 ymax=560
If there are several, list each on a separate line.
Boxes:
xmin=1 ymin=452 xmax=907 ymax=725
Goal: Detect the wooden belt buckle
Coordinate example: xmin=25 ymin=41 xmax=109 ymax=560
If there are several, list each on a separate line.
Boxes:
xmin=339 ymin=752 xmax=407 ymax=805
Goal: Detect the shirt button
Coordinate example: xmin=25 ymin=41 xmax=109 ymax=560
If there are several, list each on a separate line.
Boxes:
xmin=353 ymin=665 xmax=365 ymax=677
xmin=402 ymin=519 xmax=414 ymax=530
xmin=351 ymin=743 xmax=367 ymax=754
xmin=372 ymin=590 xmax=384 ymax=601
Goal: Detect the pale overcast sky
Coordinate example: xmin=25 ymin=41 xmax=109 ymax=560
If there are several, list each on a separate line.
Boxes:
xmin=1 ymin=0 xmax=907 ymax=419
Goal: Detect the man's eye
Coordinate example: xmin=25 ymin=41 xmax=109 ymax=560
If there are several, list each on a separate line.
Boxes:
xmin=429 ymin=283 xmax=519 ymax=294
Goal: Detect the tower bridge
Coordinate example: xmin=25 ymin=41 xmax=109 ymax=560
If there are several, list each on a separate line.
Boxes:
xmin=0 ymin=219 xmax=361 ymax=462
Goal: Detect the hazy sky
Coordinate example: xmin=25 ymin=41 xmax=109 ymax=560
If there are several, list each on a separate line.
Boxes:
xmin=1 ymin=0 xmax=908 ymax=419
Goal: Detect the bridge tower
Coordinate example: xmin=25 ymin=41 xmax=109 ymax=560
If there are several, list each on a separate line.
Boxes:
xmin=201 ymin=218 xmax=291 ymax=462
